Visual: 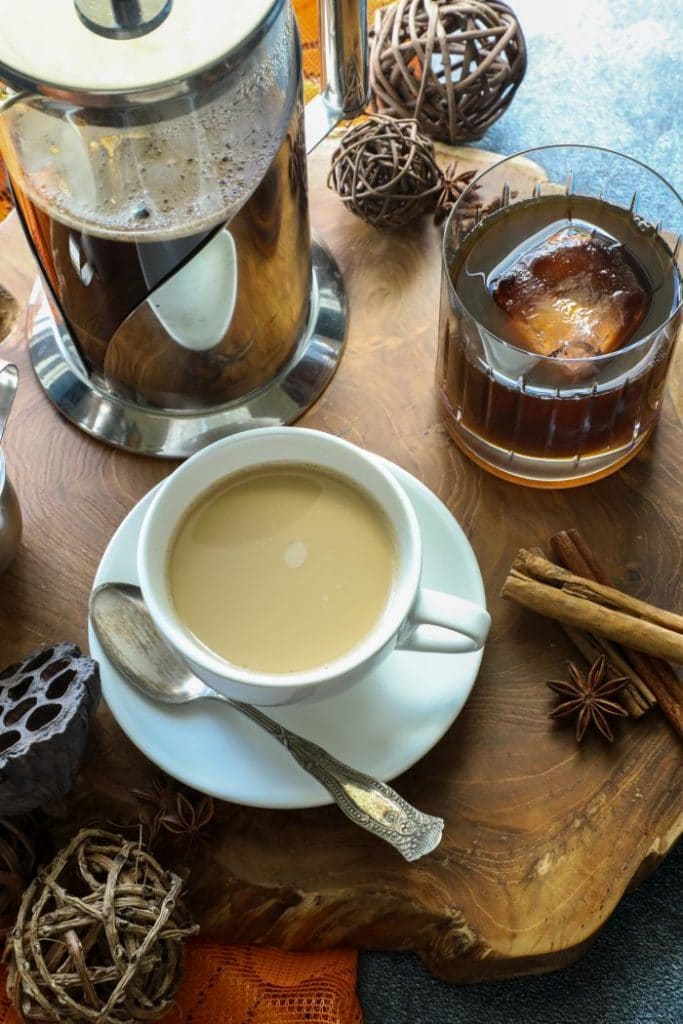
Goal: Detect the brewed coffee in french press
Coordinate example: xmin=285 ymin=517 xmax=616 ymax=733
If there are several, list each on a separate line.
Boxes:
xmin=0 ymin=0 xmax=368 ymax=456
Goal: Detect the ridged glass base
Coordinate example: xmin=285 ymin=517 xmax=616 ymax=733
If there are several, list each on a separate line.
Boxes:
xmin=443 ymin=417 xmax=653 ymax=489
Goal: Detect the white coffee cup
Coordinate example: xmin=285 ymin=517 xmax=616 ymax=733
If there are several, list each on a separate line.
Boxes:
xmin=138 ymin=427 xmax=490 ymax=706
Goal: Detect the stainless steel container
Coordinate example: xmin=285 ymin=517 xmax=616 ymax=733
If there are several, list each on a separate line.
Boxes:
xmin=0 ymin=359 xmax=21 ymax=574
xmin=0 ymin=0 xmax=368 ymax=457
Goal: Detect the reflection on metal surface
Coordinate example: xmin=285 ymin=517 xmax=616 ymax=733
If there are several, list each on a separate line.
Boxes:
xmin=304 ymin=94 xmax=343 ymax=154
xmin=0 ymin=358 xmax=21 ymax=574
xmin=28 ymin=241 xmax=347 ymax=458
xmin=74 ymin=1 xmax=174 ymax=40
xmin=0 ymin=358 xmax=18 ymax=444
xmin=307 ymin=0 xmax=369 ymax=153
xmin=113 ymin=228 xmax=239 ymax=354
xmin=319 ymin=0 xmax=369 ymax=118
xmin=0 ymin=454 xmax=21 ymax=576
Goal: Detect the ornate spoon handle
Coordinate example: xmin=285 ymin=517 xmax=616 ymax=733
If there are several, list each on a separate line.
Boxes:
xmin=215 ymin=697 xmax=444 ymax=862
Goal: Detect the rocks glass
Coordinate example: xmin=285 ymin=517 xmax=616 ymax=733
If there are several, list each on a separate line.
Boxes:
xmin=436 ymin=146 xmax=682 ymax=487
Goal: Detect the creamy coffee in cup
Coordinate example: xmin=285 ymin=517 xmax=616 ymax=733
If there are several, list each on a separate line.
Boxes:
xmin=167 ymin=462 xmax=397 ymax=674
xmin=138 ymin=427 xmax=490 ymax=706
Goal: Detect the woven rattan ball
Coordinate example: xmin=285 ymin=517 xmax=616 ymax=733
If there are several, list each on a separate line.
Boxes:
xmin=328 ymin=115 xmax=441 ymax=227
xmin=6 ymin=829 xmax=198 ymax=1024
xmin=370 ymin=0 xmax=527 ymax=143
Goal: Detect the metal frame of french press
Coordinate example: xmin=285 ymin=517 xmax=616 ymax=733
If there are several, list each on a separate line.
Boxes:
xmin=13 ymin=0 xmax=369 ymax=457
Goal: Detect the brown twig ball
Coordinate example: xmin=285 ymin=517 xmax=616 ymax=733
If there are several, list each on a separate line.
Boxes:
xmin=6 ymin=829 xmax=198 ymax=1024
xmin=328 ymin=115 xmax=441 ymax=227
xmin=370 ymin=0 xmax=527 ymax=143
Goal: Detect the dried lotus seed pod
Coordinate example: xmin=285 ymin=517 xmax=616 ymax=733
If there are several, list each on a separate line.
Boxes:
xmin=0 ymin=643 xmax=100 ymax=815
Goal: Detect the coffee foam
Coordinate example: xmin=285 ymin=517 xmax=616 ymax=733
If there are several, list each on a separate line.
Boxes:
xmin=2 ymin=3 xmax=294 ymax=242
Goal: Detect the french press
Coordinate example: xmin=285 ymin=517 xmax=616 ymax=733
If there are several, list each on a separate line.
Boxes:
xmin=0 ymin=0 xmax=368 ymax=456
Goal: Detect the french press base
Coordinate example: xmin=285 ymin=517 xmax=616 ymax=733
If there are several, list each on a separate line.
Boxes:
xmin=27 ymin=241 xmax=346 ymax=459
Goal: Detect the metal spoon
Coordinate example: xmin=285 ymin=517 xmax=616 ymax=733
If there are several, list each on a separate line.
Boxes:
xmin=89 ymin=582 xmax=444 ymax=861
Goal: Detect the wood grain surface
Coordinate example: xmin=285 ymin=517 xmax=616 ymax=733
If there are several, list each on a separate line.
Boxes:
xmin=0 ymin=140 xmax=680 ymax=983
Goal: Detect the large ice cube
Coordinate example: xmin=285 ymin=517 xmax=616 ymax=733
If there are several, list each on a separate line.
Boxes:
xmin=491 ymin=225 xmax=650 ymax=359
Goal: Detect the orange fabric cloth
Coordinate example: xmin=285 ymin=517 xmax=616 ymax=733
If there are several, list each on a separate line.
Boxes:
xmin=0 ymin=942 xmax=363 ymax=1023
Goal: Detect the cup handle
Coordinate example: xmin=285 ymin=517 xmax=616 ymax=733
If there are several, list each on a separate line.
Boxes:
xmin=396 ymin=587 xmax=491 ymax=654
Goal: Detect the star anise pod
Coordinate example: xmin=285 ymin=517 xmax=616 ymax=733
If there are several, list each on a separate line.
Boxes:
xmin=158 ymin=790 xmax=215 ymax=850
xmin=433 ymin=160 xmax=480 ymax=226
xmin=133 ymin=777 xmax=214 ymax=848
xmin=133 ymin=777 xmax=177 ymax=839
xmin=547 ymin=656 xmax=630 ymax=742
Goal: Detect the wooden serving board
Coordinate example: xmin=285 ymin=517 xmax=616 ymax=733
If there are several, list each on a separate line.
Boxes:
xmin=0 ymin=140 xmax=681 ymax=983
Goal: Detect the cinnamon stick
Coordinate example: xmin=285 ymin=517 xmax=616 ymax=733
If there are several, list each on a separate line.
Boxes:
xmin=515 ymin=550 xmax=683 ymax=636
xmin=503 ymin=550 xmax=683 ymax=664
xmin=549 ymin=531 xmax=682 ymax=738
xmin=638 ymin=654 xmax=683 ymax=701
xmin=626 ymin=651 xmax=683 ymax=733
xmin=552 ymin=530 xmax=608 ymax=585
xmin=528 ymin=543 xmax=653 ymax=716
xmin=552 ymin=530 xmax=680 ymax=703
xmin=561 ymin=626 xmax=649 ymax=717
xmin=593 ymin=636 xmax=656 ymax=709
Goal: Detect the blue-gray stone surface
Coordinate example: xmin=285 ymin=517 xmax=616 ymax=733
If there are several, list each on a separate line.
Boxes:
xmin=485 ymin=0 xmax=682 ymax=196
xmin=358 ymin=1 xmax=682 ymax=1020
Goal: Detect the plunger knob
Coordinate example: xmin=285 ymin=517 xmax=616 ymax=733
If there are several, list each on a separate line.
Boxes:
xmin=74 ymin=0 xmax=173 ymax=40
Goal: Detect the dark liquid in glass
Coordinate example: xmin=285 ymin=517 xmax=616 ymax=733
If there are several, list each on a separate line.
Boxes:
xmin=438 ymin=194 xmax=681 ymax=461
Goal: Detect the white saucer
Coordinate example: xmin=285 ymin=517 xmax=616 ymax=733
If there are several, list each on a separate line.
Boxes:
xmin=88 ymin=458 xmax=487 ymax=810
